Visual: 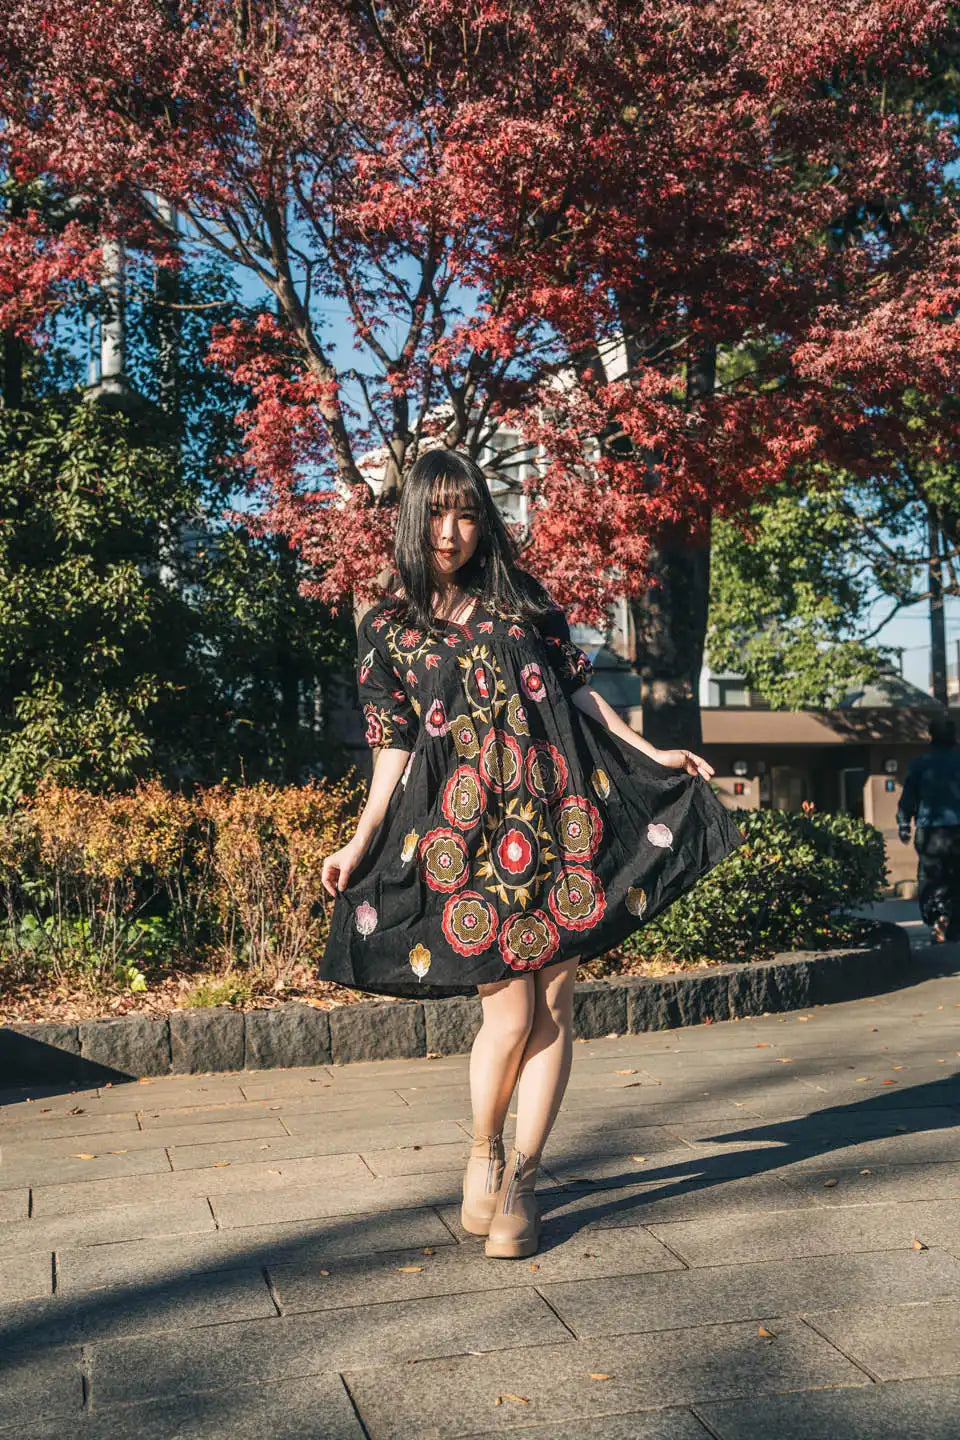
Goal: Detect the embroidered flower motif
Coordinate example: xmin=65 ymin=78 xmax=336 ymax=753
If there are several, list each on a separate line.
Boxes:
xmin=548 ymin=865 xmax=606 ymax=932
xmin=424 ymin=699 xmax=450 ymax=736
xmin=508 ymin=624 xmax=525 ymax=639
xmin=499 ymin=909 xmax=559 ymax=971
xmin=646 ymin=822 xmax=673 ymax=849
xmin=442 ymin=765 xmax=487 ymax=830
xmin=355 ymin=901 xmax=378 ymax=937
xmin=520 ymin=662 xmax=546 ymax=701
xmin=506 ymin=694 xmax=529 ymax=736
xmin=363 ymin=708 xmax=384 ymax=747
xmin=524 ymin=740 xmax=568 ymax=803
xmin=419 ymin=827 xmax=470 ymax=892
xmin=442 ymin=890 xmax=498 ymax=956
xmin=556 ymin=795 xmax=602 ymax=860
xmin=399 ymin=627 xmax=423 ymax=650
xmin=425 ymin=652 xmax=441 ymax=668
xmin=405 ymin=668 xmax=418 ymax=689
xmin=495 ymin=826 xmax=534 ymax=876
xmin=479 ymin=729 xmax=522 ymax=792
xmin=450 ymin=714 xmax=480 ymax=759
xmin=444 ymin=633 xmax=461 ymax=648
xmin=478 ymin=619 xmax=494 ymax=633
xmin=408 ymin=943 xmax=431 ymax=980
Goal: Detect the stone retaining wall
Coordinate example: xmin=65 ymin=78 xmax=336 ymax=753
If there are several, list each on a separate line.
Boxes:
xmin=0 ymin=921 xmax=910 ymax=1086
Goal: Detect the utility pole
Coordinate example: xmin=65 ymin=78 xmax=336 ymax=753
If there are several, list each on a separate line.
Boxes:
xmin=928 ymin=501 xmax=948 ymax=707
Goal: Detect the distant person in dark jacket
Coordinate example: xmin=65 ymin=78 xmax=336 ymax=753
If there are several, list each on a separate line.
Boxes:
xmin=897 ymin=715 xmax=960 ymax=942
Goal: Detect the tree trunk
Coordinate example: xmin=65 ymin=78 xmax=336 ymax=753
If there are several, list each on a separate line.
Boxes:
xmin=928 ymin=501 xmax=948 ymax=707
xmin=630 ymin=338 xmax=715 ymax=751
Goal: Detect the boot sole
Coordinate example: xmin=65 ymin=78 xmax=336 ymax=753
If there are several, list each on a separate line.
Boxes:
xmin=460 ymin=1204 xmax=494 ymax=1235
xmin=484 ymin=1223 xmax=541 ymax=1259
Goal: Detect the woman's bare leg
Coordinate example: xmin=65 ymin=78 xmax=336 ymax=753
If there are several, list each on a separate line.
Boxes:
xmin=469 ymin=975 xmax=535 ymax=1136
xmin=512 ymin=957 xmax=579 ymax=1160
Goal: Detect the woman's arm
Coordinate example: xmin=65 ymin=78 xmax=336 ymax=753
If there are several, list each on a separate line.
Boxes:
xmin=570 ymin=685 xmax=715 ymax=781
xmin=321 ymin=746 xmax=410 ymax=896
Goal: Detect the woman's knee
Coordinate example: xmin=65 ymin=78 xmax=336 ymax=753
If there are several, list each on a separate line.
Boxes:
xmin=532 ymin=959 xmax=578 ymax=1030
xmin=477 ymin=976 xmax=536 ymax=1047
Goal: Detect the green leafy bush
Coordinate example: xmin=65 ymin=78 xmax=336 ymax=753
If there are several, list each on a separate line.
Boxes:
xmin=622 ymin=806 xmax=888 ymax=967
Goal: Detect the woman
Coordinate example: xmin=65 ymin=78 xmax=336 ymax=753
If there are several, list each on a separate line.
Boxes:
xmin=897 ymin=714 xmax=960 ymax=942
xmin=319 ymin=448 xmax=744 ymax=1259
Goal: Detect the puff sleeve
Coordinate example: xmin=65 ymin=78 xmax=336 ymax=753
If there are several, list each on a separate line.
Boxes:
xmin=536 ymin=605 xmax=595 ymax=699
xmin=356 ymin=611 xmax=419 ymax=751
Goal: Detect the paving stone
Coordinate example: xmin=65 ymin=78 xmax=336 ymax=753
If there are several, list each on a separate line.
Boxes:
xmin=650 ymin=1199 xmax=960 ymax=1266
xmin=171 ymin=1118 xmax=469 ymax=1165
xmin=0 ymin=1250 xmax=51 ymax=1302
xmin=270 ymin=1224 xmax=681 ymax=1311
xmin=783 ymin=1163 xmax=960 ymax=1207
xmin=341 ymin=1321 xmax=864 ymax=1439
xmin=30 ymin=1151 xmax=372 ymax=1219
xmin=806 ymin=1299 xmax=960 ymax=1381
xmin=576 ymin=1172 xmax=816 ymax=1227
xmin=360 ymin=1139 xmax=470 ymax=1177
xmin=329 ymin=1001 xmax=425 ymax=1064
xmin=539 ymin=1250 xmax=960 ymax=1337
xmin=699 ymin=1375 xmax=960 ymax=1440
xmin=0 ymin=1112 xmax=142 ymax=1143
xmin=0 ymin=1189 xmax=29 ymax=1222
xmin=209 ymin=1169 xmax=469 ymax=1227
xmin=456 ymin=1414 xmax=712 ymax=1440
xmin=43 ymin=1267 xmax=278 ymax=1344
xmin=243 ymin=1003 xmax=331 ymax=1070
xmin=137 ymin=1104 xmax=299 ymax=1130
xmin=88 ymin=1289 xmax=571 ymax=1406
xmin=57 ymin=1208 xmax=456 ymax=1294
xmin=0 ymin=1343 xmax=83 ymax=1428
xmin=0 ymin=1196 xmax=216 ymax=1255
xmin=0 ymin=1146 xmax=172 ymax=1190
xmin=541 ymin=1145 xmax=784 ymax=1187
xmin=0 ymin=1372 xmax=365 ymax=1439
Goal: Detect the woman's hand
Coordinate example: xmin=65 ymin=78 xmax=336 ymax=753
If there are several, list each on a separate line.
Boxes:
xmin=321 ymin=834 xmax=371 ymax=899
xmin=653 ymin=747 xmax=715 ymax=781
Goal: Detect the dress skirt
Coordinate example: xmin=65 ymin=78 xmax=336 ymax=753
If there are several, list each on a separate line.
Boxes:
xmin=319 ymin=596 xmax=745 ymax=999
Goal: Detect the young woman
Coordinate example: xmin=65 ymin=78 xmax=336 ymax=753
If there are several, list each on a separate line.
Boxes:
xmin=320 ymin=448 xmax=744 ymax=1259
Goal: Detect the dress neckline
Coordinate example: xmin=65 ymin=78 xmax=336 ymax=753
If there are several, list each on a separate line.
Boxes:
xmin=387 ymin=594 xmax=481 ymax=629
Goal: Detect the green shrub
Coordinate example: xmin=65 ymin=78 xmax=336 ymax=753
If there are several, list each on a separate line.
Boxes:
xmin=623 ymin=806 xmax=888 ymax=967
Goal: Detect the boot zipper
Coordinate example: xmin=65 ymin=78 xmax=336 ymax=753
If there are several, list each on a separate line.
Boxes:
xmin=503 ymin=1149 xmax=524 ymax=1215
xmin=484 ymin=1134 xmax=503 ymax=1194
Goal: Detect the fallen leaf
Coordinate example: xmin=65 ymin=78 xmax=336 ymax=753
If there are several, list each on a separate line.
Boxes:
xmin=319 ymin=1269 xmax=330 ymax=1276
xmin=498 ymin=1394 xmax=530 ymax=1405
xmin=621 ymin=1082 xmax=642 ymax=1088
xmin=589 ymin=1373 xmax=613 ymax=1380
xmin=106 ymin=1149 xmax=128 ymax=1155
xmin=397 ymin=1265 xmax=423 ymax=1273
xmin=823 ymin=1178 xmax=839 ymax=1188
xmin=68 ymin=1106 xmax=85 ymax=1115
xmin=70 ymin=1153 xmax=96 ymax=1160
xmin=892 ymin=1065 xmax=904 ymax=1071
xmin=757 ymin=1325 xmax=776 ymax=1339
xmin=528 ymin=1262 xmax=539 ymax=1271
xmin=913 ymin=1240 xmax=928 ymax=1251
xmin=860 ymin=1169 xmax=873 ymax=1175
xmin=423 ymin=1248 xmax=435 ymax=1255
xmin=797 ymin=1016 xmax=810 ymax=1022
xmin=212 ymin=1161 xmax=231 ymax=1167
xmin=138 ymin=1079 xmax=153 ymax=1085
xmin=267 ymin=1169 xmax=282 ymax=1174
xmin=631 ymin=1155 xmax=648 ymax=1163
xmin=614 ymin=1069 xmax=637 ymax=1075
xmin=855 ymin=1077 xmax=872 ymax=1082
xmin=756 ymin=1042 xmax=770 ymax=1048
xmin=582 ymin=1251 xmax=597 ymax=1258
xmin=775 ymin=1058 xmax=793 ymax=1064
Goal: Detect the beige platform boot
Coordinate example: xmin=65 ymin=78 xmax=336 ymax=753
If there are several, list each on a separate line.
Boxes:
xmin=460 ymin=1130 xmax=506 ymax=1235
xmin=484 ymin=1146 xmax=541 ymax=1259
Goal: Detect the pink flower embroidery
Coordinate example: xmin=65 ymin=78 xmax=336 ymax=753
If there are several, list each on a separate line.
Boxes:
xmin=355 ymin=901 xmax=378 ymax=937
xmin=646 ymin=822 xmax=673 ymax=849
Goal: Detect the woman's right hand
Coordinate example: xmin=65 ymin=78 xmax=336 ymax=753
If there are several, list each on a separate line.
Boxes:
xmin=321 ymin=835 xmax=370 ymax=899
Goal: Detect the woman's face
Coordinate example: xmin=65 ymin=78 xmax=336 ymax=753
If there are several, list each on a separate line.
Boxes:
xmin=429 ymin=487 xmax=481 ymax=580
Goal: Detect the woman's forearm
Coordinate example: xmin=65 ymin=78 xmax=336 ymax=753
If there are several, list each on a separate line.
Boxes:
xmin=569 ymin=685 xmax=663 ymax=761
xmin=354 ymin=747 xmax=411 ymax=846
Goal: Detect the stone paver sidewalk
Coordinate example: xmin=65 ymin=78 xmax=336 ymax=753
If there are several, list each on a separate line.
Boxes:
xmin=2 ymin=914 xmax=960 ymax=1437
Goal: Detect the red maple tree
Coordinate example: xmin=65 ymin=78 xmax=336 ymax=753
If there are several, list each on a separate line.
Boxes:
xmin=1 ymin=1 xmax=956 ymax=741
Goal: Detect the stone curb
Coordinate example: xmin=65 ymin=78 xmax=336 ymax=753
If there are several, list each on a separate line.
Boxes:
xmin=0 ymin=921 xmax=911 ymax=1086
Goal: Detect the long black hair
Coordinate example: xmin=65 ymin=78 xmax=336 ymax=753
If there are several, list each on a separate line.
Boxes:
xmin=385 ymin=447 xmax=558 ymax=634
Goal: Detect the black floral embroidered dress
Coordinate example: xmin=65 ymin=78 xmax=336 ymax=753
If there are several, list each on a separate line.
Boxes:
xmin=319 ymin=596 xmax=745 ymax=999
